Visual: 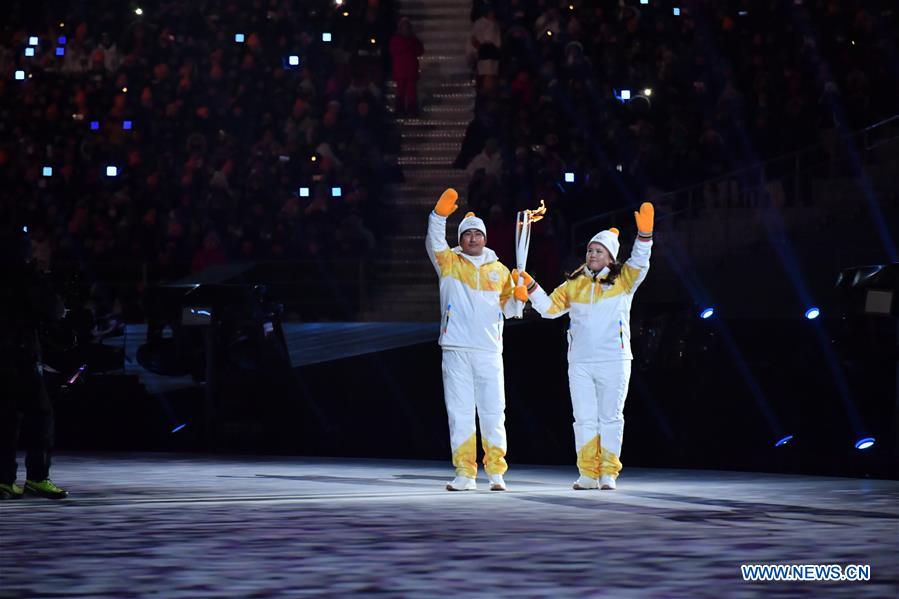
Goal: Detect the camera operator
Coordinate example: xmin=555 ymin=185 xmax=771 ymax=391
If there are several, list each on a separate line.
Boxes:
xmin=0 ymin=225 xmax=68 ymax=500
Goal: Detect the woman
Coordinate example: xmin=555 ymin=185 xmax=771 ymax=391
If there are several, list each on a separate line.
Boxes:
xmin=389 ymin=18 xmax=424 ymax=117
xmin=517 ymin=203 xmax=654 ymax=490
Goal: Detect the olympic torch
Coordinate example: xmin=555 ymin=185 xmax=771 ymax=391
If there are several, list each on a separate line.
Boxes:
xmin=513 ymin=200 xmax=547 ymax=318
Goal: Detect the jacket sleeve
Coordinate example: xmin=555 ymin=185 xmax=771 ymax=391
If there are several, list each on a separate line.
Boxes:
xmin=426 ymin=210 xmax=455 ymax=277
xmin=529 ymin=281 xmax=570 ymax=319
xmin=618 ymin=238 xmax=652 ymax=294
xmin=500 ymin=267 xmax=517 ymax=318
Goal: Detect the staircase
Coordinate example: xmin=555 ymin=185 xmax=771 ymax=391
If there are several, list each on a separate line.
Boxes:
xmin=362 ymin=0 xmax=475 ymax=321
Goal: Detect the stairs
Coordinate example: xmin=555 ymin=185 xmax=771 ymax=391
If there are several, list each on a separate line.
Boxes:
xmin=363 ymin=0 xmax=474 ymax=321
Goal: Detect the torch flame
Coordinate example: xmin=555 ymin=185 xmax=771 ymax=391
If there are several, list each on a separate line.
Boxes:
xmin=525 ymin=200 xmax=548 ymax=223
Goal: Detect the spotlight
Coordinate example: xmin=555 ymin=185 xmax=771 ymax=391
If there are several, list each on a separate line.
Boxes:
xmin=28 ymin=36 xmax=38 ymax=46
xmin=288 ymin=55 xmax=299 ymax=66
xmin=640 ymin=0 xmax=648 ymax=4
xmin=564 ymin=172 xmax=575 ymax=183
xmin=854 ymin=437 xmax=875 ymax=450
xmin=615 ymin=164 xmax=623 ymax=172
xmin=620 ymin=89 xmax=631 ymax=100
xmin=14 ymin=70 xmax=25 ymax=80
xmin=673 ymin=7 xmax=681 ymax=16
xmin=235 ymin=33 xmax=245 ymax=43
xmin=55 ymin=47 xmax=65 ymax=56
xmin=342 ymin=11 xmax=349 ymax=17
xmin=804 ymin=307 xmax=820 ymax=320
xmin=58 ymin=36 xmax=66 ymax=44
xmin=322 ymin=32 xmax=332 ymax=42
xmin=370 ymin=38 xmax=376 ymax=45
xmin=774 ymin=434 xmax=793 ymax=447
xmin=331 ymin=187 xmax=342 ymax=197
xmin=299 ymin=187 xmax=310 ymax=197
xmin=25 ymin=47 xmax=34 ymax=57
xmin=171 ymin=423 xmax=187 ymax=433
xmin=335 ymin=0 xmax=344 ymax=5
xmin=699 ymin=307 xmax=715 ymax=319
xmin=42 ymin=166 xmax=53 ymax=177
xmin=123 ymin=120 xmax=132 ymax=130
xmin=106 ymin=166 xmax=118 ymax=177
xmin=643 ymin=88 xmax=652 ymax=97
xmin=135 ymin=7 xmax=143 ymax=16
xmin=90 ymin=121 xmax=100 ymax=130
xmin=122 ymin=86 xmax=128 ymax=93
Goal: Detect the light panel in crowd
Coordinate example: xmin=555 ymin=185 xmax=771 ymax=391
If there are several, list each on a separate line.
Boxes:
xmin=774 ymin=435 xmax=793 ymax=447
xmin=299 ymin=187 xmax=310 ymax=197
xmin=123 ymin=120 xmax=132 ymax=130
xmin=643 ymin=88 xmax=653 ymax=97
xmin=640 ymin=0 xmax=649 ymax=4
xmin=673 ymin=7 xmax=681 ymax=16
xmin=621 ymin=89 xmax=631 ymax=100
xmin=90 ymin=121 xmax=100 ymax=130
xmin=43 ymin=166 xmax=53 ymax=177
xmin=235 ymin=33 xmax=245 ymax=43
xmin=56 ymin=47 xmax=65 ymax=56
xmin=322 ymin=33 xmax=332 ymax=42
xmin=58 ymin=36 xmax=67 ymax=44
xmin=699 ymin=307 xmax=715 ymax=319
xmin=288 ymin=55 xmax=299 ymax=66
xmin=29 ymin=36 xmax=38 ymax=46
xmin=15 ymin=70 xmax=25 ymax=80
xmin=804 ymin=307 xmax=820 ymax=320
xmin=331 ymin=187 xmax=342 ymax=197
xmin=25 ymin=47 xmax=35 ymax=56
xmin=106 ymin=166 xmax=118 ymax=177
xmin=564 ymin=172 xmax=575 ymax=183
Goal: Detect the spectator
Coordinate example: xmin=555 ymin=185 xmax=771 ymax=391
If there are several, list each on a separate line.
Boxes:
xmin=388 ymin=17 xmax=424 ymax=117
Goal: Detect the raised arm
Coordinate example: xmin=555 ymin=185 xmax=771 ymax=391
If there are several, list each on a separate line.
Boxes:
xmin=426 ymin=188 xmax=459 ymax=275
xmin=618 ymin=202 xmax=654 ymax=293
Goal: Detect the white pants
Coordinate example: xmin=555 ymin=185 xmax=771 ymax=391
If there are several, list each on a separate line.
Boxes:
xmin=441 ymin=350 xmax=507 ymax=478
xmin=568 ymin=360 xmax=631 ymax=479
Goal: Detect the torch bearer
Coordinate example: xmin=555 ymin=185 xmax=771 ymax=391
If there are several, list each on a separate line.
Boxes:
xmin=513 ymin=200 xmax=547 ymax=318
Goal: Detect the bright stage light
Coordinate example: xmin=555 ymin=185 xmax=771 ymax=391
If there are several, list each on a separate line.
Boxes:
xmin=804 ymin=307 xmax=820 ymax=320
xmin=299 ymin=187 xmax=310 ymax=197
xmin=322 ymin=33 xmax=332 ymax=42
xmin=42 ymin=166 xmax=53 ymax=177
xmin=699 ymin=307 xmax=715 ymax=319
xmin=854 ymin=437 xmax=875 ymax=450
xmin=14 ymin=70 xmax=25 ymax=80
xmin=331 ymin=187 xmax=342 ymax=197
xmin=774 ymin=435 xmax=793 ymax=447
xmin=171 ymin=424 xmax=187 ymax=433
xmin=288 ymin=55 xmax=299 ymax=66
xmin=564 ymin=172 xmax=575 ymax=183
xmin=106 ymin=166 xmax=118 ymax=177
xmin=25 ymin=47 xmax=34 ymax=57
xmin=235 ymin=33 xmax=245 ymax=43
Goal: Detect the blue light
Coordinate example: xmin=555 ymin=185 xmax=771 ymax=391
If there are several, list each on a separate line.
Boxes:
xmin=331 ymin=186 xmax=342 ymax=197
xmin=288 ymin=55 xmax=299 ymax=66
xmin=234 ymin=33 xmax=245 ymax=43
xmin=28 ymin=36 xmax=38 ymax=46
xmin=171 ymin=424 xmax=187 ymax=433
xmin=621 ymin=89 xmax=631 ymax=100
xmin=90 ymin=121 xmax=99 ymax=130
xmin=106 ymin=166 xmax=118 ymax=177
xmin=804 ymin=307 xmax=820 ymax=320
xmin=42 ymin=166 xmax=52 ymax=177
xmin=699 ymin=307 xmax=715 ymax=319
xmin=322 ymin=32 xmax=332 ymax=43
xmin=774 ymin=434 xmax=793 ymax=447
xmin=25 ymin=47 xmax=35 ymax=57
xmin=55 ymin=47 xmax=65 ymax=56
xmin=640 ymin=0 xmax=649 ymax=4
xmin=564 ymin=172 xmax=575 ymax=183
xmin=123 ymin=120 xmax=132 ymax=130
xmin=58 ymin=36 xmax=67 ymax=45
xmin=299 ymin=187 xmax=310 ymax=197
xmin=854 ymin=437 xmax=875 ymax=450
xmin=14 ymin=70 xmax=25 ymax=81
xmin=673 ymin=7 xmax=681 ymax=16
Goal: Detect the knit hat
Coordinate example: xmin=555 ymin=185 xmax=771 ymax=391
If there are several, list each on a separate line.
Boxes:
xmin=588 ymin=228 xmax=620 ymax=260
xmin=458 ymin=212 xmax=487 ymax=243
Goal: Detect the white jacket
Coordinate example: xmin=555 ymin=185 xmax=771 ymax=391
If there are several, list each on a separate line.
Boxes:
xmin=529 ymin=239 xmax=652 ymax=363
xmin=426 ymin=211 xmax=517 ymax=353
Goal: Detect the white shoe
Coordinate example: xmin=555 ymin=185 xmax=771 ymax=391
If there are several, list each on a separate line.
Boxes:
xmin=488 ymin=474 xmax=506 ymax=491
xmin=446 ymin=476 xmax=477 ymax=491
xmin=600 ymin=474 xmax=617 ymax=490
xmin=572 ymin=476 xmax=599 ymax=490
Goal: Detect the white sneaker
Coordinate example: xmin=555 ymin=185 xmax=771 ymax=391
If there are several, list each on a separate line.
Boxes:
xmin=600 ymin=474 xmax=617 ymax=490
xmin=488 ymin=474 xmax=506 ymax=491
xmin=572 ymin=476 xmax=599 ymax=490
xmin=446 ymin=476 xmax=477 ymax=491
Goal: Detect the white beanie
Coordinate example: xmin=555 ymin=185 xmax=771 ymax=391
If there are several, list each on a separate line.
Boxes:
xmin=457 ymin=212 xmax=487 ymax=243
xmin=589 ymin=228 xmax=620 ymax=260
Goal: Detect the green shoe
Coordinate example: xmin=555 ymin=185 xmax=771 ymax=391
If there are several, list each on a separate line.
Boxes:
xmin=0 ymin=482 xmax=24 ymax=499
xmin=25 ymin=479 xmax=68 ymax=499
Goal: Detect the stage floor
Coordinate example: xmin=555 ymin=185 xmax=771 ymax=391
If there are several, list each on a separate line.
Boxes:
xmin=1 ymin=454 xmax=897 ymax=597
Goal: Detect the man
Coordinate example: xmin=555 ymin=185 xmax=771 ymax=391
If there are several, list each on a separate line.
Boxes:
xmin=426 ymin=189 xmax=528 ymax=491
xmin=0 ymin=225 xmax=69 ymax=500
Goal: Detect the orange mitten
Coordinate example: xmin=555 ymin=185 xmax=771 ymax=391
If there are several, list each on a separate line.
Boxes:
xmin=514 ymin=285 xmax=529 ymax=302
xmin=434 ymin=188 xmax=459 ymax=217
xmin=511 ymin=268 xmax=535 ymax=288
xmin=634 ymin=202 xmax=654 ymax=236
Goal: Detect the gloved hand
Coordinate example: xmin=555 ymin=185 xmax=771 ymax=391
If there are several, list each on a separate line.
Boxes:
xmin=634 ymin=202 xmax=654 ymax=236
xmin=514 ymin=285 xmax=529 ymax=302
xmin=510 ymin=268 xmax=534 ymax=289
xmin=434 ymin=188 xmax=459 ymax=217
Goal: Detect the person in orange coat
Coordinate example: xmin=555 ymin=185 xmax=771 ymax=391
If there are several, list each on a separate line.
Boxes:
xmin=389 ymin=17 xmax=424 ymax=117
